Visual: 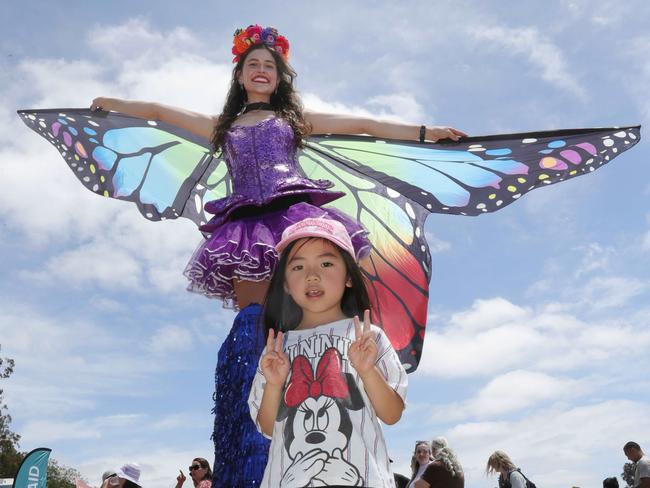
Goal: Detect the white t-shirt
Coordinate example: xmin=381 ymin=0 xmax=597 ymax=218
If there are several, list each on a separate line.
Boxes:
xmin=508 ymin=470 xmax=527 ymax=488
xmin=635 ymin=455 xmax=650 ymax=488
xmin=408 ymin=463 xmax=430 ymax=488
xmin=248 ymin=318 xmax=408 ymax=487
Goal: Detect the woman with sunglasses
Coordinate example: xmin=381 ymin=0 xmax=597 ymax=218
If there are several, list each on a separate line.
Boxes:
xmin=175 ymin=458 xmax=212 ymax=488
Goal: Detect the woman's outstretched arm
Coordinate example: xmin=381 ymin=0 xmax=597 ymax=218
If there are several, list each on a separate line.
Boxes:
xmin=90 ymin=97 xmax=217 ymax=140
xmin=304 ymin=111 xmax=467 ymax=142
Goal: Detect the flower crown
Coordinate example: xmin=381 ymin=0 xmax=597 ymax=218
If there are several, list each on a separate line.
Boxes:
xmin=232 ymin=24 xmax=290 ymax=64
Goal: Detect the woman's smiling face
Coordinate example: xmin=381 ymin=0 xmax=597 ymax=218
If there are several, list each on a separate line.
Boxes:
xmin=415 ymin=443 xmax=431 ymax=465
xmin=238 ymin=47 xmax=278 ymax=99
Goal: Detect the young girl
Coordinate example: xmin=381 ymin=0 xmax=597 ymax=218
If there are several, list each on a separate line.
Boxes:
xmin=248 ymin=217 xmax=408 ymax=487
xmin=89 ymin=25 xmax=461 ymax=487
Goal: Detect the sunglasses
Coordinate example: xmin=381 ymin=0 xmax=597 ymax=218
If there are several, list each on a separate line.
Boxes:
xmin=188 ymin=465 xmax=202 ymax=471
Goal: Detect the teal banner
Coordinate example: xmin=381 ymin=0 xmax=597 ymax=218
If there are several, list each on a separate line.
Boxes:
xmin=12 ymin=448 xmax=51 ymax=488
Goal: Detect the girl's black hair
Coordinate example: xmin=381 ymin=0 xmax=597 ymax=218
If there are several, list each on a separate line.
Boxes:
xmin=211 ymin=44 xmax=310 ymax=153
xmin=262 ymin=238 xmax=370 ymax=335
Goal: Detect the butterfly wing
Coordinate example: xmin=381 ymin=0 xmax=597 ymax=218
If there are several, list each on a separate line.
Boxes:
xmin=309 ymin=126 xmax=641 ymax=216
xmin=18 ymin=108 xmax=231 ymax=227
xmin=303 ymin=126 xmax=641 ymax=371
xmin=299 ymin=145 xmax=430 ymax=372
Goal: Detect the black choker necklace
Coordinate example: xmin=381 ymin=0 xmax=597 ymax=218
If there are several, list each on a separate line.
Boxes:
xmin=242 ymin=102 xmax=275 ymax=114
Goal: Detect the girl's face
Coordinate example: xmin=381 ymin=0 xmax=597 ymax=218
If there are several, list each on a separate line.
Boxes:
xmin=415 ymin=444 xmax=431 ymax=465
xmin=284 ymin=238 xmax=352 ymax=328
xmin=238 ymin=48 xmax=278 ymax=100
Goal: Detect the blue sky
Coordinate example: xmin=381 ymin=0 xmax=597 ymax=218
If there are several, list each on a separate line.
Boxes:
xmin=1 ymin=1 xmax=649 ymax=487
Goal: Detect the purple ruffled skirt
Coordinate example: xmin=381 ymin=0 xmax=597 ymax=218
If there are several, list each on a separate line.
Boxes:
xmin=183 ymin=202 xmax=369 ymax=308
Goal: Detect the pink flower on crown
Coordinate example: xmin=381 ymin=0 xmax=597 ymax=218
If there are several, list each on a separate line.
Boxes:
xmin=246 ymin=24 xmax=262 ymax=44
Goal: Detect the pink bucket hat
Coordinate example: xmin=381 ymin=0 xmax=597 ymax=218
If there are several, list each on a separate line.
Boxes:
xmin=276 ymin=218 xmax=356 ymax=258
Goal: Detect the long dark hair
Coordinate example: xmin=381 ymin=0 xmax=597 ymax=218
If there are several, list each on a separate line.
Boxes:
xmin=262 ymin=238 xmax=370 ymax=334
xmin=211 ymin=44 xmax=310 ymax=153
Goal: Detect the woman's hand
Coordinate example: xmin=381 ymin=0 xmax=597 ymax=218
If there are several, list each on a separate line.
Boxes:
xmin=175 ymin=470 xmax=186 ymax=488
xmin=90 ymin=97 xmax=117 ymax=112
xmin=426 ymin=126 xmax=467 ymax=142
xmin=349 ymin=309 xmax=378 ymax=376
xmin=260 ymin=329 xmax=290 ymax=387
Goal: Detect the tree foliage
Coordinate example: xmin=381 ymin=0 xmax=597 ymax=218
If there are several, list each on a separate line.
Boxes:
xmin=0 ymin=345 xmax=22 ymax=477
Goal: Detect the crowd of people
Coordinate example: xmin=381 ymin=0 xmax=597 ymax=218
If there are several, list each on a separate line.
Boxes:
xmin=97 ymin=440 xmax=648 ymax=487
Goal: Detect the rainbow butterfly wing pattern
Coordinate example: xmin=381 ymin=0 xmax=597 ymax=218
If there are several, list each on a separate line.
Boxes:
xmin=299 ymin=145 xmax=430 ymax=371
xmin=303 ymin=126 xmax=640 ymax=370
xmin=17 ymin=109 xmax=230 ymax=226
xmin=307 ymin=127 xmax=641 ymax=216
xmin=18 ymin=109 xmax=641 ymax=371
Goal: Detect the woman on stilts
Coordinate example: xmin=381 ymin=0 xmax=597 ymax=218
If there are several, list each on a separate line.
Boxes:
xmin=90 ymin=25 xmax=465 ymax=487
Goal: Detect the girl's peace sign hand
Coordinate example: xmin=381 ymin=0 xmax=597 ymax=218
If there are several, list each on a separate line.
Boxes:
xmin=349 ymin=309 xmax=378 ymax=376
xmin=260 ymin=329 xmax=290 ymax=387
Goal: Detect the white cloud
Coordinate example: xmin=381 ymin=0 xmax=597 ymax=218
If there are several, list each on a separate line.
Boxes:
xmin=20 ymin=414 xmax=142 ymax=444
xmin=579 ymin=276 xmax=648 ymax=310
xmin=302 ymin=92 xmax=421 ymax=125
xmin=87 ymin=19 xmax=200 ymax=63
xmin=147 ymin=325 xmax=193 ymax=354
xmin=573 ymin=242 xmax=614 ymax=278
xmin=469 ymin=24 xmax=586 ymax=98
xmin=22 ymin=241 xmax=144 ymax=290
xmin=0 ymin=299 xmax=201 ymax=420
xmin=418 ymin=296 xmax=650 ymax=378
xmin=424 ymin=230 xmax=451 ymax=254
xmin=448 ymin=297 xmax=529 ymax=333
xmin=366 ymin=93 xmax=427 ymax=124
xmin=561 ymin=0 xmax=634 ymax=26
xmin=435 ymin=370 xmax=585 ymax=420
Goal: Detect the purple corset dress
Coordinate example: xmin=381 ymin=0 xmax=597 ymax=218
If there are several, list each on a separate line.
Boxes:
xmin=183 ymin=117 xmax=369 ymax=308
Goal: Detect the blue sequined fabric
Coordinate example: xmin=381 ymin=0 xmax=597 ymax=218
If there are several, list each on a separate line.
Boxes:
xmin=212 ymin=303 xmax=269 ymax=488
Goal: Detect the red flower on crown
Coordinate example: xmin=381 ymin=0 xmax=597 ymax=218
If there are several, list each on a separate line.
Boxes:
xmin=231 ymin=24 xmax=290 ymax=63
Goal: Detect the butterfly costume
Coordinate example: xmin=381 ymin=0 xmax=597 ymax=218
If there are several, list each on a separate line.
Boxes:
xmin=184 ymin=116 xmax=370 ymax=306
xmin=17 ymin=108 xmax=640 ymax=487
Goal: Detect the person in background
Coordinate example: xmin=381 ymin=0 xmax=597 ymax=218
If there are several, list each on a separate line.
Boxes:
xmin=486 ymin=451 xmax=531 ymax=488
xmin=415 ymin=437 xmax=464 ymax=488
xmin=102 ymin=463 xmax=142 ymax=488
xmin=603 ymin=477 xmax=620 ymax=488
xmin=175 ymin=458 xmax=212 ymax=488
xmin=409 ymin=440 xmax=433 ymax=488
xmin=624 ymin=442 xmax=650 ymax=488
xmin=101 ymin=471 xmax=117 ymax=484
